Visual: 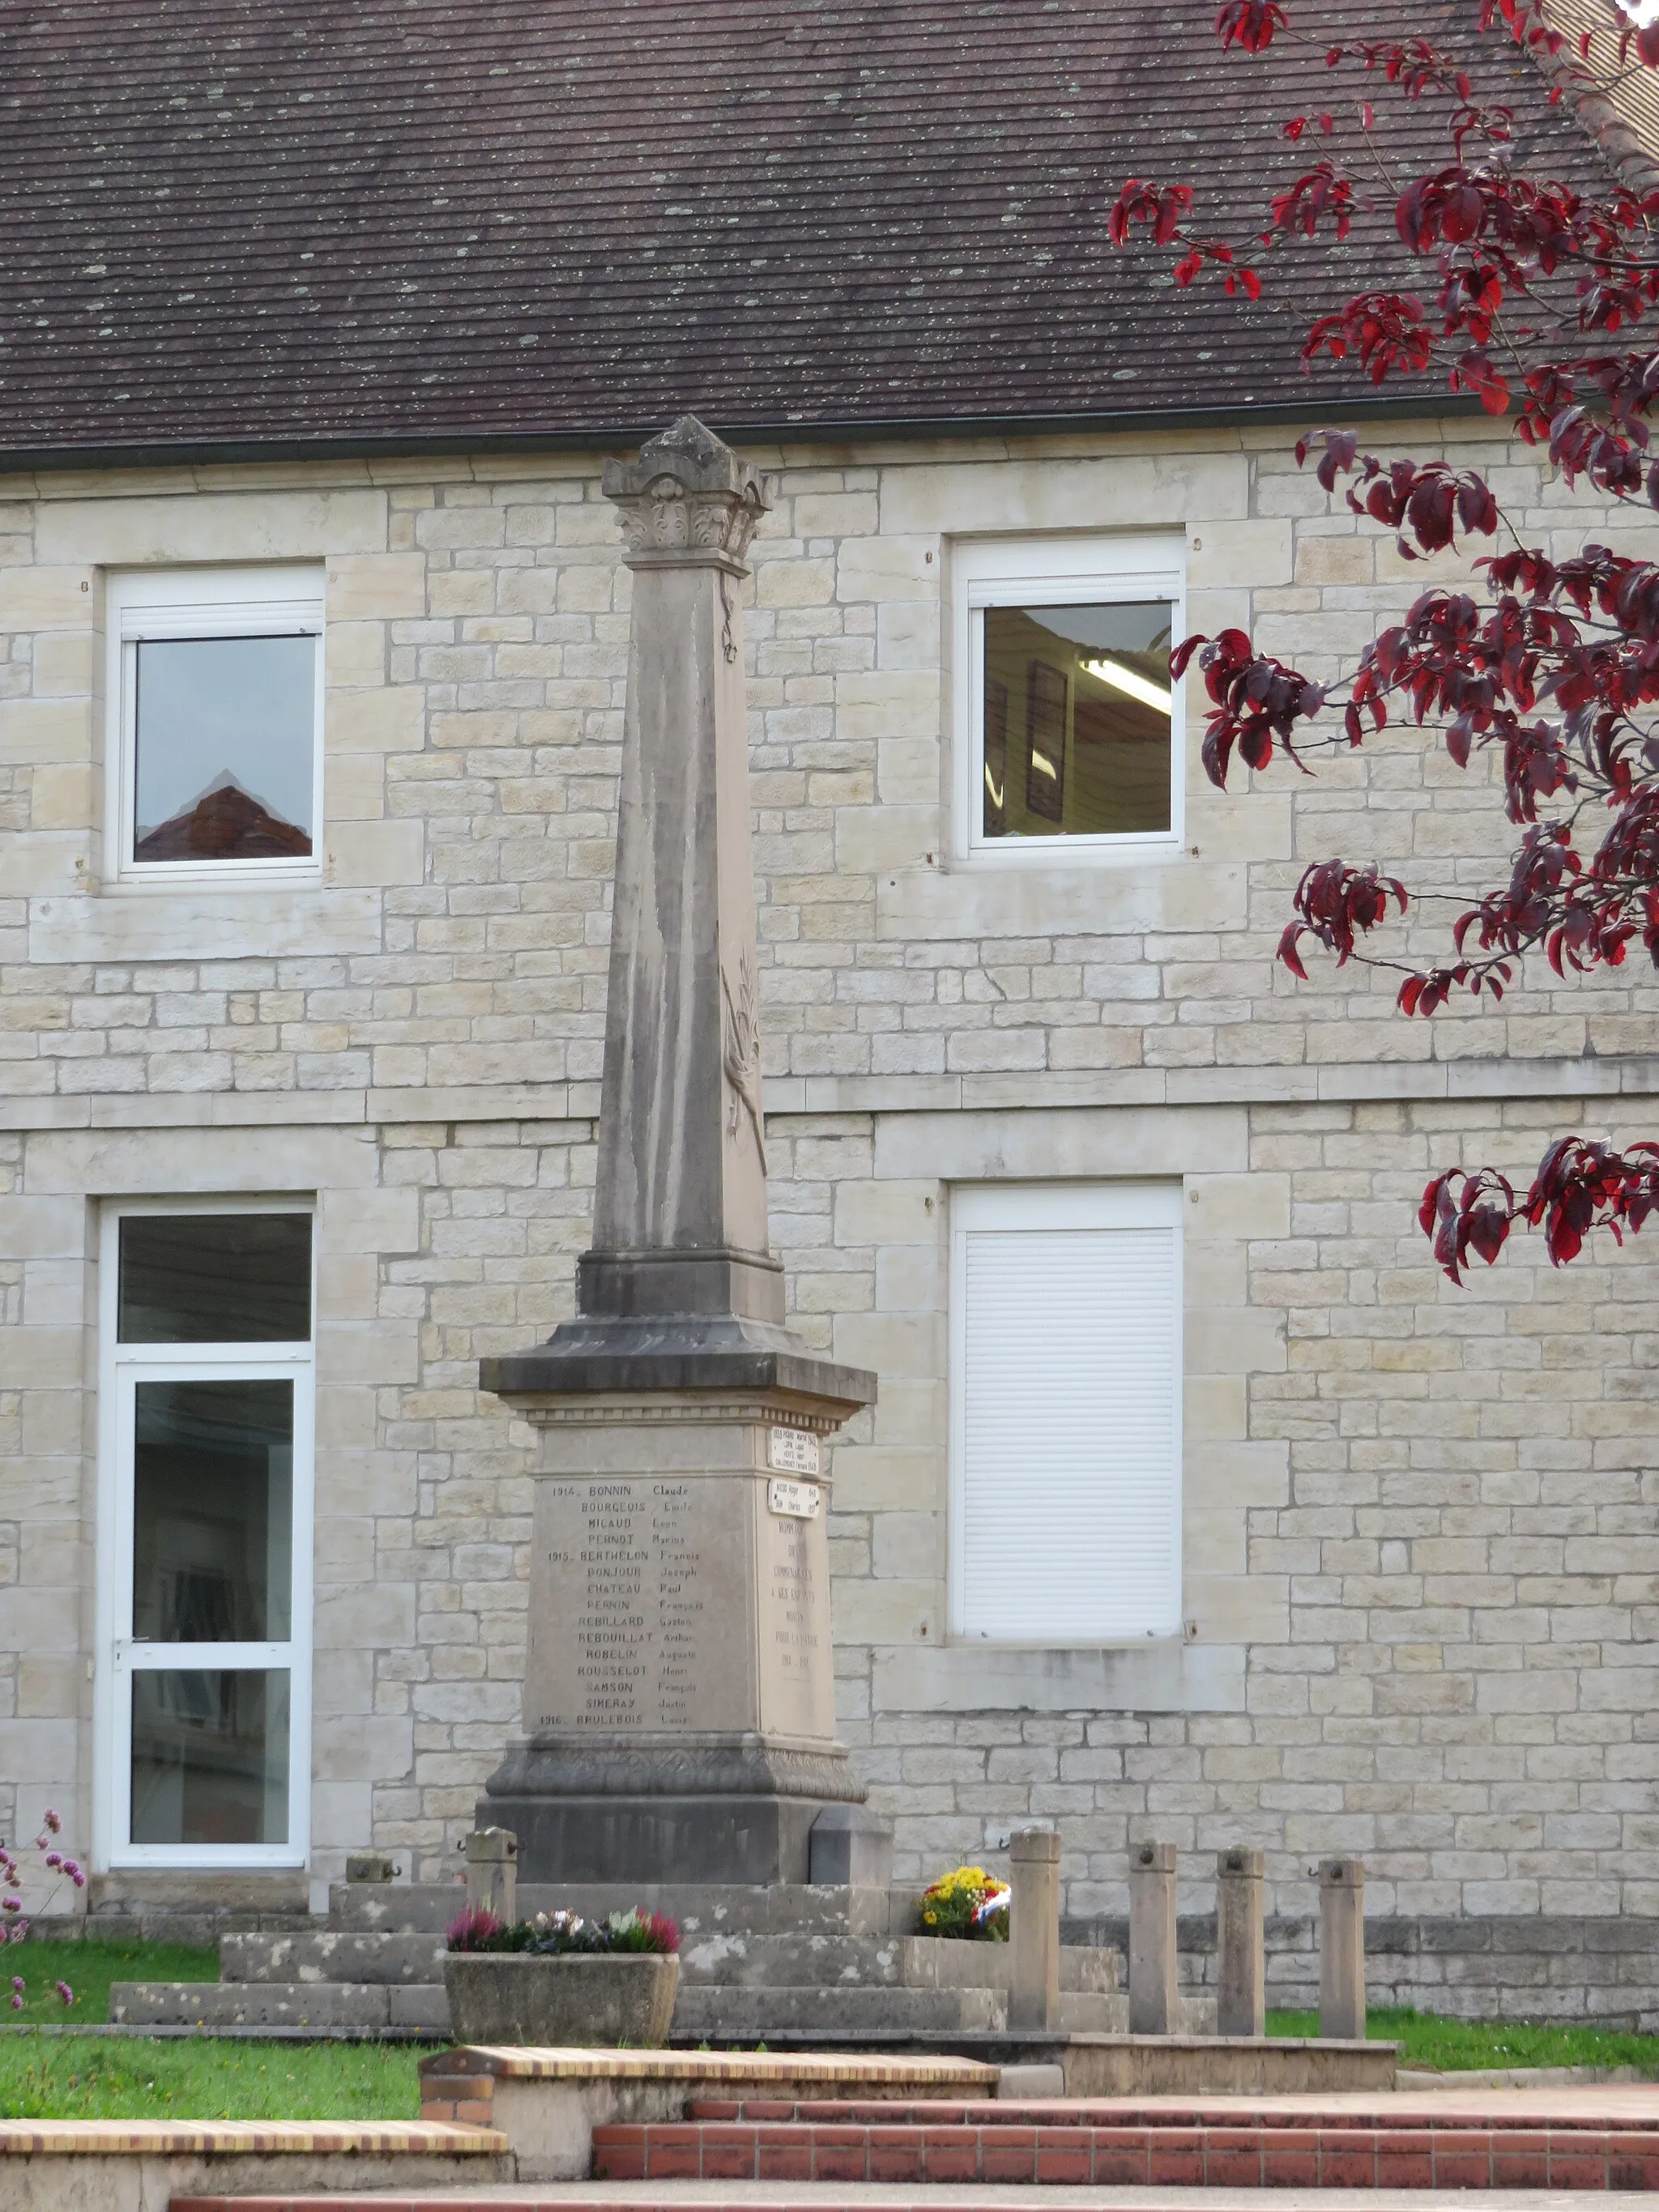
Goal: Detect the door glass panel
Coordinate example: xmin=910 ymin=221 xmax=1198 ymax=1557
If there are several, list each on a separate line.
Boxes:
xmin=982 ymin=600 xmax=1175 ymax=839
xmin=130 ymin=1670 xmax=289 ymax=1845
xmin=119 ymin=1214 xmax=311 ymax=1343
xmin=133 ymin=1380 xmax=292 ymax=1642
xmin=132 ymin=633 xmax=316 ymax=862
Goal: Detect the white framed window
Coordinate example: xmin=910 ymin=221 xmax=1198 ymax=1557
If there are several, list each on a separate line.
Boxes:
xmin=952 ymin=535 xmax=1185 ymax=864
xmin=949 ymin=1182 xmax=1183 ymax=1645
xmin=96 ymin=1201 xmax=314 ymax=1869
xmin=104 ymin=567 xmax=325 ymax=885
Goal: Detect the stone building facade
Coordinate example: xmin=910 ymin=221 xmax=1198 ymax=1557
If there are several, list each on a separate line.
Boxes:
xmin=2 ymin=419 xmax=1656 ymax=2014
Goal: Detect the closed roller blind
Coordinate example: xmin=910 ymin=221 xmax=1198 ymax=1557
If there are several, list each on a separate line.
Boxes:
xmin=955 ymin=1200 xmax=1181 ymax=1643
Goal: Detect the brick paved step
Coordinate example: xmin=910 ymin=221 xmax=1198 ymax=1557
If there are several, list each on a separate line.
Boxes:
xmin=110 ymin=1980 xmax=450 ymax=2032
xmin=164 ymin=2199 xmax=1659 ymax=2212
xmin=690 ymin=2099 xmax=1659 ymax=2131
xmin=594 ymin=2108 xmax=1659 ymax=2189
xmin=222 ymin=1932 xmax=444 ymax=1985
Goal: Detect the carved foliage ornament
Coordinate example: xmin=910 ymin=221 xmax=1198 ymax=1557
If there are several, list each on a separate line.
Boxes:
xmin=603 ymin=413 xmax=771 ymax=569
xmin=720 ymin=946 xmax=766 ymax=1172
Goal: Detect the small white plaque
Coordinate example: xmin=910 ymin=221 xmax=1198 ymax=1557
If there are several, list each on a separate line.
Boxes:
xmin=769 ymin=1477 xmax=822 ymax=1521
xmin=767 ymin=1425 xmax=821 ymax=1477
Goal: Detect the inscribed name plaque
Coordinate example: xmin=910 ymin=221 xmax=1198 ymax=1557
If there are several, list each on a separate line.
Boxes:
xmin=526 ymin=1462 xmax=834 ymax=1743
xmin=529 ymin=1477 xmax=750 ymax=1736
xmin=768 ymin=1425 xmax=821 ymax=1476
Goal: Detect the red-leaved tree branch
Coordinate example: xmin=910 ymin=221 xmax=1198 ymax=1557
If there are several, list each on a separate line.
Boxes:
xmin=1111 ymin=0 xmax=1659 ymax=1280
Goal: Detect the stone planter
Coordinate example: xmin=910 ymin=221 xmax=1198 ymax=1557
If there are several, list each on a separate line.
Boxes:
xmin=441 ymin=1951 xmax=679 ymax=2048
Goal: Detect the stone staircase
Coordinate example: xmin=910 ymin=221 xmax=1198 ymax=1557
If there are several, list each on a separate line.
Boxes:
xmin=110 ymin=1880 xmax=1133 ymax=2040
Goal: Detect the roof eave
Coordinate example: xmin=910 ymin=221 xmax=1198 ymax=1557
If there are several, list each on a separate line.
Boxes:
xmin=0 ymin=392 xmax=1487 ymax=475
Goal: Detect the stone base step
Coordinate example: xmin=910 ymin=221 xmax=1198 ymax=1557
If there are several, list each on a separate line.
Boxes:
xmin=329 ymin=1882 xmax=905 ymax=1938
xmin=113 ymin=1977 xmax=1124 ymax=2041
xmin=674 ymin=1930 xmax=904 ymax=1987
xmin=109 ymin=1980 xmax=450 ymax=2032
xmin=222 ymin=1931 xmax=444 ymax=1986
xmin=228 ymin=1924 xmax=1122 ymax=1999
xmin=595 ymin=2102 xmax=1659 ymax=2189
xmin=673 ymin=1986 xmax=1005 ymax=2036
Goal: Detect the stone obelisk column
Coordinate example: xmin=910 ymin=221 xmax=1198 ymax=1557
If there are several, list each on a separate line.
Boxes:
xmin=479 ymin=417 xmax=877 ymax=1884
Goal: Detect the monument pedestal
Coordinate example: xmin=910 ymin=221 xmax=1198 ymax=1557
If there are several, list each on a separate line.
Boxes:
xmin=480 ymin=1360 xmax=872 ymax=1884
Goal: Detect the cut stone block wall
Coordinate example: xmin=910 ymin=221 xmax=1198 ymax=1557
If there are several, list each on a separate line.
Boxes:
xmin=1 ymin=426 xmax=1656 ymax=2011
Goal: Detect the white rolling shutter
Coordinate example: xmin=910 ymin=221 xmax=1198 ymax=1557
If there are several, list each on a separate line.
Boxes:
xmin=949 ymin=1183 xmax=1182 ymax=1644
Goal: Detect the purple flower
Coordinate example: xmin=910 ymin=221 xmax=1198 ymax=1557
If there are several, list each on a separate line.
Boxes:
xmin=55 ymin=1981 xmax=73 ymax=2006
xmin=8 ymin=1993 xmax=19 ymax=2013
xmin=42 ymin=1810 xmax=61 ymax=1835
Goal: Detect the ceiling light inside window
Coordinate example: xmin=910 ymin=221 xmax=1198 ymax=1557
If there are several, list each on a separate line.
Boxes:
xmin=1081 ymin=654 xmax=1172 ymax=714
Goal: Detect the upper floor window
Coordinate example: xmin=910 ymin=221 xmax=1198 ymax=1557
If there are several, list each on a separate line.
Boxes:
xmin=953 ymin=535 xmax=1184 ymax=863
xmin=106 ymin=568 xmax=325 ymax=884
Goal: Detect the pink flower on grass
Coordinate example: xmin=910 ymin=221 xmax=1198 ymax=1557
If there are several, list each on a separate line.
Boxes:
xmin=55 ymin=1982 xmax=73 ymax=2006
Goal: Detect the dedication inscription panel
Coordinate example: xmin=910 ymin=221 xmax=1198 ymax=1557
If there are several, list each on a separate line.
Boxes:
xmin=527 ymin=1475 xmax=753 ymax=1734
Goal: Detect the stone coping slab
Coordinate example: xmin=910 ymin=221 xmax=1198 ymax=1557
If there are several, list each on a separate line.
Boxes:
xmin=0 ymin=2119 xmax=506 ymax=2154
xmin=422 ymin=2048 xmax=1000 ymax=2089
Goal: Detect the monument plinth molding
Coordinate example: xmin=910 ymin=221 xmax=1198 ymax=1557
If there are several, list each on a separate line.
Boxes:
xmin=479 ymin=416 xmax=877 ymax=1885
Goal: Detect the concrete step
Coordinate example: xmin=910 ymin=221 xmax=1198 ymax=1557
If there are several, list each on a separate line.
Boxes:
xmin=328 ymin=1881 xmax=904 ymax=1938
xmin=221 ymin=1930 xmax=443 ymax=1985
xmin=672 ymin=1984 xmax=1005 ymax=2036
xmin=109 ymin=1979 xmax=450 ymax=2033
xmin=595 ymin=2103 xmax=1659 ymax=2188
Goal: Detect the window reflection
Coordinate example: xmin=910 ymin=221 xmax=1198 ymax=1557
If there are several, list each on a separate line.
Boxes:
xmin=132 ymin=634 xmax=315 ymax=862
xmin=983 ymin=601 xmax=1175 ymax=840
xmin=118 ymin=1214 xmax=311 ymax=1344
xmin=130 ymin=1671 xmax=289 ymax=1846
xmin=133 ymin=1380 xmax=292 ymax=1643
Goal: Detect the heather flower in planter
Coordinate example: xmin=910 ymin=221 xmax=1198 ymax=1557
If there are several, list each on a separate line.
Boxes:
xmin=915 ymin=1865 xmax=1010 ymax=1941
xmin=442 ymin=1904 xmax=680 ymax=2047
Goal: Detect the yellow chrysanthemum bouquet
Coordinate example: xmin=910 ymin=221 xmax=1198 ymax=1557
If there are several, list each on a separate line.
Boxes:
xmin=915 ymin=1863 xmax=1010 ymax=1941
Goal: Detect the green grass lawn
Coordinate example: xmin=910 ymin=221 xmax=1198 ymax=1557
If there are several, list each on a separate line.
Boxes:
xmin=1269 ymin=2005 xmax=1659 ymax=2075
xmin=0 ymin=2034 xmax=425 ymax=2120
xmin=2 ymin=1938 xmax=217 ymax=2027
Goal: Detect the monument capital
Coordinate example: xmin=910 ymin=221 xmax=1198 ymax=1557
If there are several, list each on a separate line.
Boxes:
xmin=602 ymin=413 xmax=770 ymax=573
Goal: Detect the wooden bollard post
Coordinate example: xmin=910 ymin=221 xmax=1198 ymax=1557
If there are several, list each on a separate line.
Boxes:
xmin=1008 ymin=1826 xmax=1061 ymax=2031
xmin=1318 ymin=1856 xmax=1365 ymax=2040
xmin=465 ymin=1826 xmax=518 ymax=1924
xmin=1216 ymin=1847 xmax=1265 ymax=2038
xmin=1128 ymin=1839 xmax=1178 ymax=2035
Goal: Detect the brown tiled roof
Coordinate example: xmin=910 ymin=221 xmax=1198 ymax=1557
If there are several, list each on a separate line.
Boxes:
xmin=1536 ymin=0 xmax=1659 ymax=188
xmin=0 ymin=0 xmax=1616 ymax=466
